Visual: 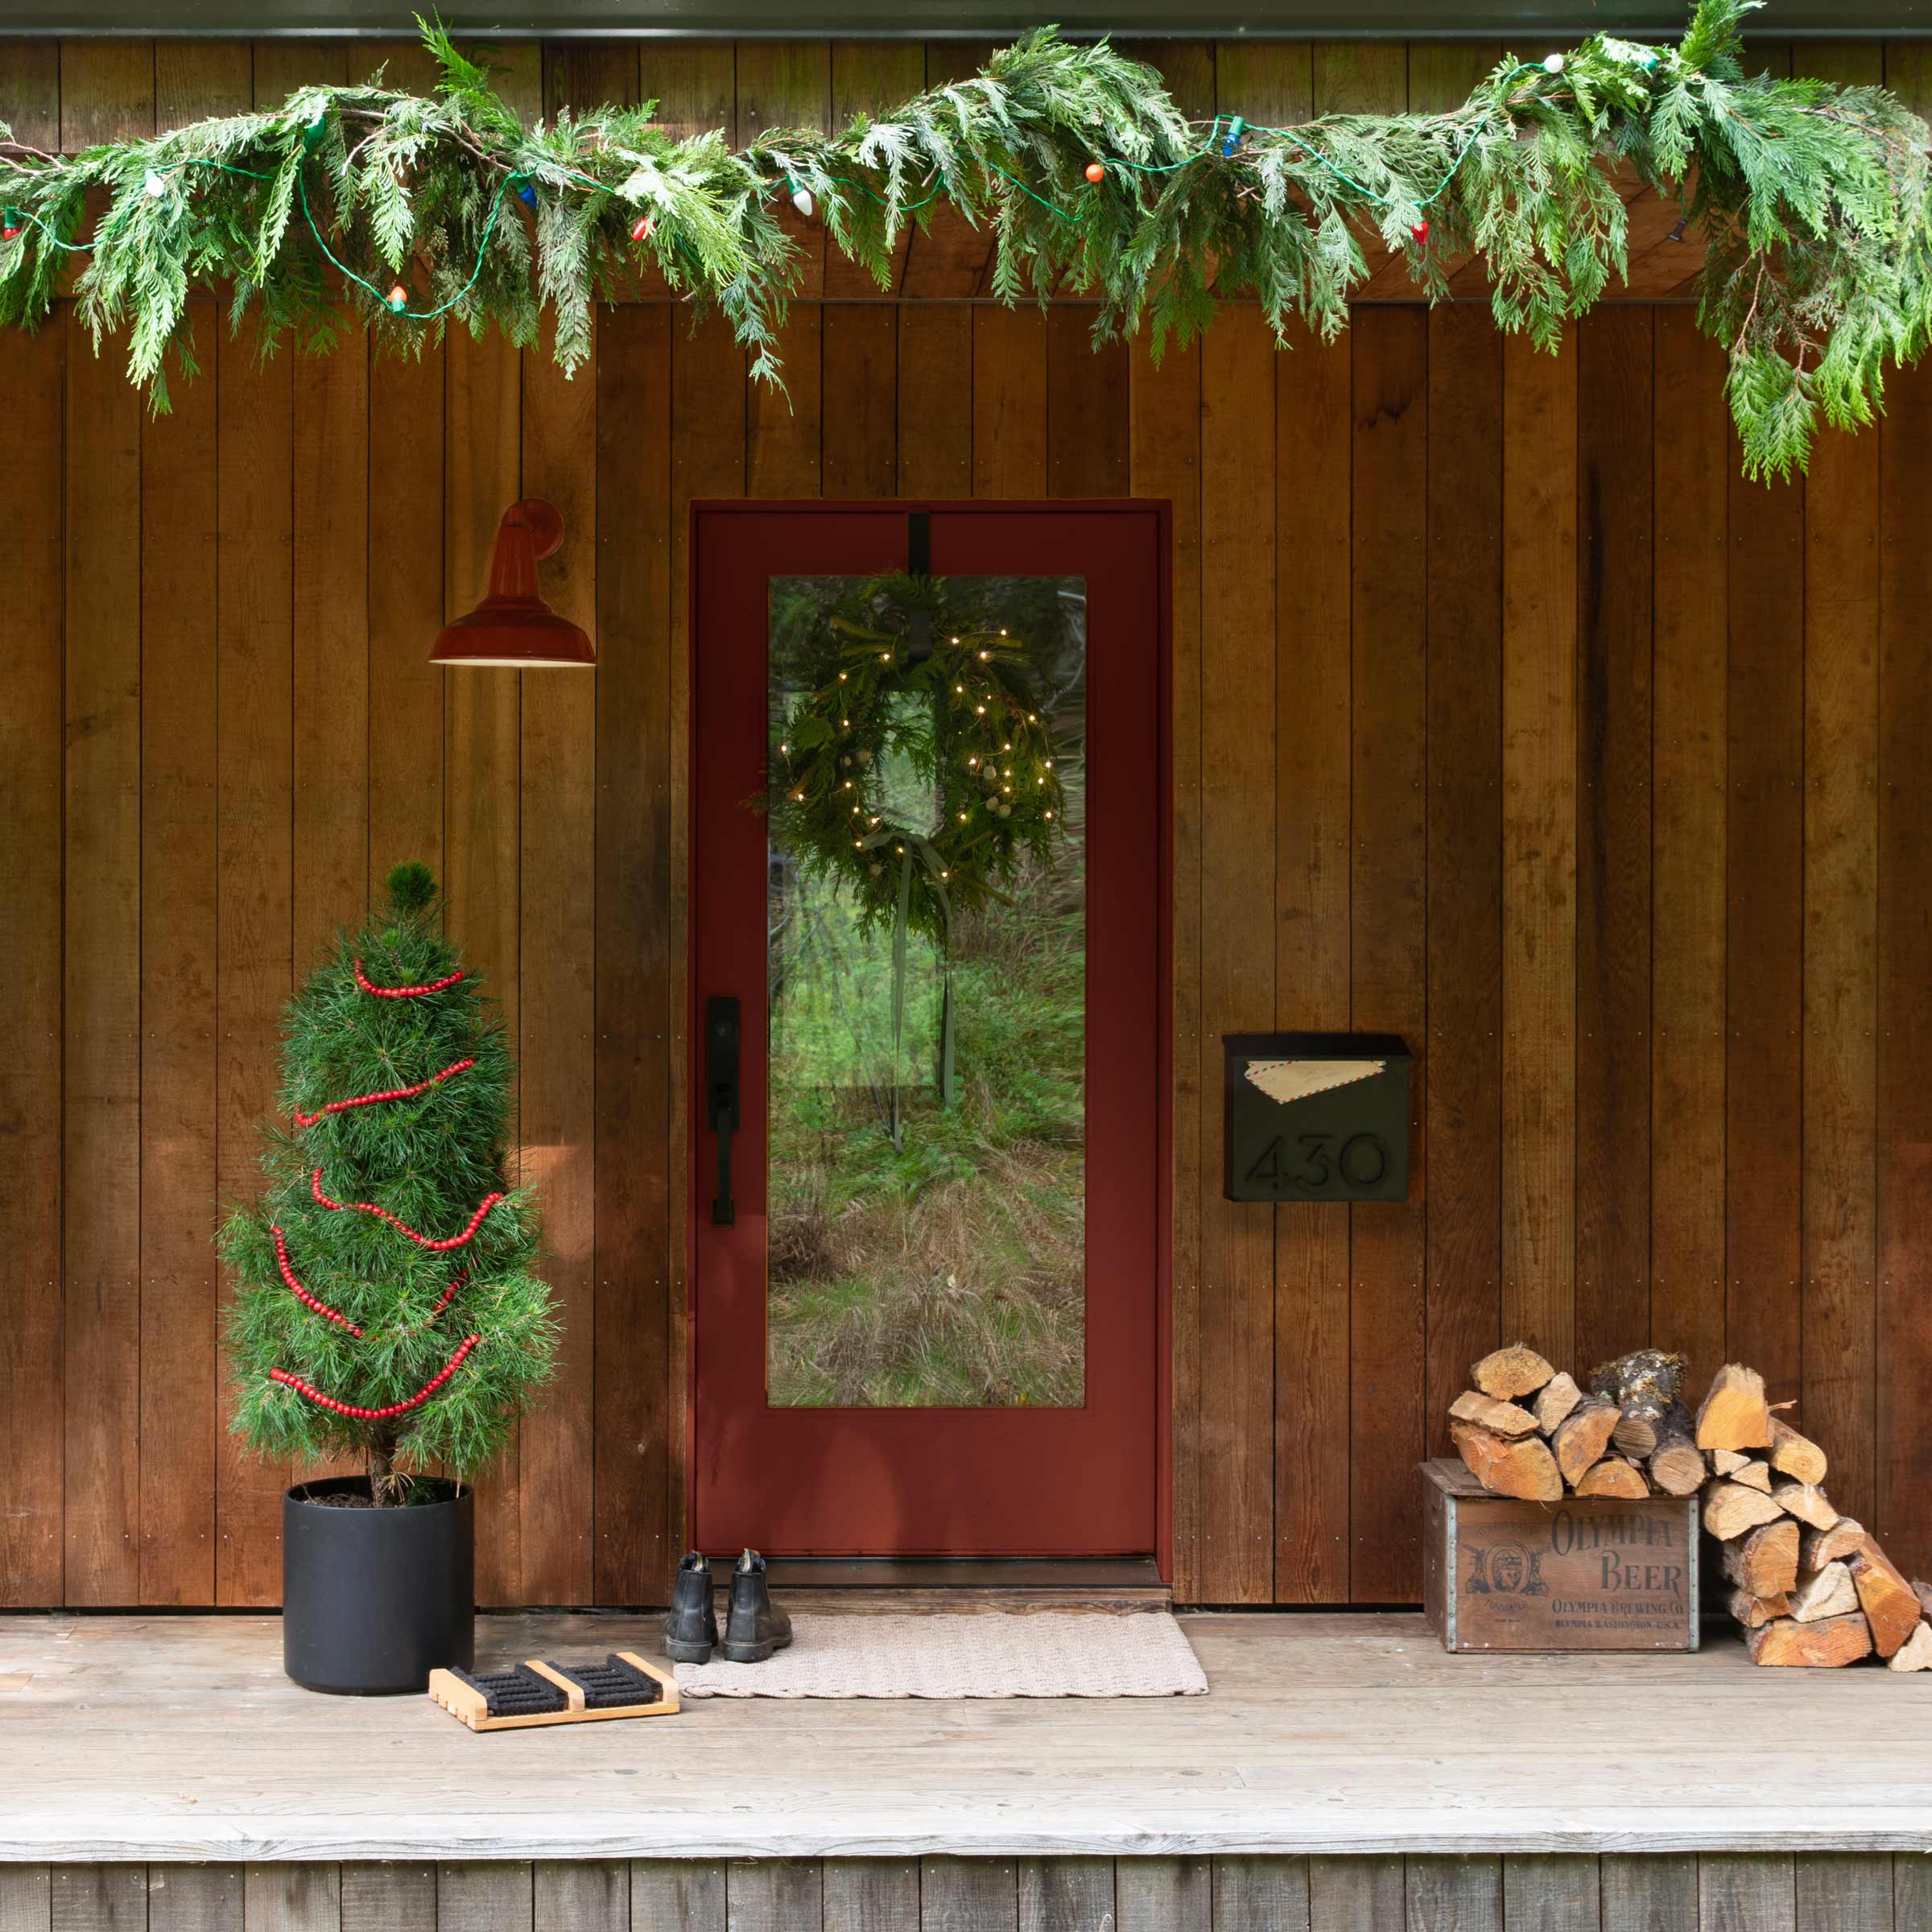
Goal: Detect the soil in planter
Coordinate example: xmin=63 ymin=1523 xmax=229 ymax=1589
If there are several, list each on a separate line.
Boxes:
xmin=296 ymin=1480 xmax=453 ymax=1509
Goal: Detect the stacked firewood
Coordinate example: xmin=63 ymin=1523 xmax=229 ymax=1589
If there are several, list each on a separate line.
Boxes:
xmin=1447 ymin=1344 xmax=1707 ymax=1502
xmin=1695 ymin=1363 xmax=1932 ymax=1670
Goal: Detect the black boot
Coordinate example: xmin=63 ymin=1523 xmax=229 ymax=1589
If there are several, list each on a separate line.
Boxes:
xmin=663 ymin=1551 xmax=718 ymax=1664
xmin=720 ymin=1549 xmax=793 ymax=1663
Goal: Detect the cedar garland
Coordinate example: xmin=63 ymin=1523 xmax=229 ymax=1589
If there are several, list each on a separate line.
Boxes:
xmin=1 ymin=0 xmax=1928 ymax=477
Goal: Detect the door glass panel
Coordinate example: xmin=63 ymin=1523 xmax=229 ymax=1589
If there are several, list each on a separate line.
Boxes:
xmin=765 ymin=574 xmax=1087 ymax=1408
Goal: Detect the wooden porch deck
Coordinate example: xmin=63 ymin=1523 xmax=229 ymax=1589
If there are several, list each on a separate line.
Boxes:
xmin=3 ymin=1610 xmax=1929 ymax=1867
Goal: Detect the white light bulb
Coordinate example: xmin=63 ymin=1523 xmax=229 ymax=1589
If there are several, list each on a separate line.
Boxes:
xmin=143 ymin=168 xmax=168 ymax=197
xmin=791 ymin=184 xmax=814 ymax=219
xmin=1542 ymin=52 xmax=1565 ymax=74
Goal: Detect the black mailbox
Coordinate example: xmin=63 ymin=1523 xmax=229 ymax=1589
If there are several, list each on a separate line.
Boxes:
xmin=1224 ymin=1032 xmax=1413 ymax=1203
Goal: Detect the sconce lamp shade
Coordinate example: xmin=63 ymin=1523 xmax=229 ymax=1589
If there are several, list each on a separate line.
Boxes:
xmin=431 ymin=497 xmax=594 ymax=667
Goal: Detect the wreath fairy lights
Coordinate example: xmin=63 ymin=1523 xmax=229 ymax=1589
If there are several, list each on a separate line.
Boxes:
xmin=768 ymin=576 xmax=1068 ymax=948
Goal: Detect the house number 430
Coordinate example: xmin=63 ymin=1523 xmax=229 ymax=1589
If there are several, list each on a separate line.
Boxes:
xmin=1245 ymin=1129 xmax=1390 ymax=1192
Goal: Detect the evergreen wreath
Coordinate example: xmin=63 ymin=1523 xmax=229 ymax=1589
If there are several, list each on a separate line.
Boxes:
xmin=1 ymin=0 xmax=1927 ymax=477
xmin=769 ymin=575 xmax=1067 ymax=947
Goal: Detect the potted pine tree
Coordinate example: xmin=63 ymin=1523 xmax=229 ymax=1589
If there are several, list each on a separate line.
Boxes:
xmin=220 ymin=863 xmax=557 ymax=1694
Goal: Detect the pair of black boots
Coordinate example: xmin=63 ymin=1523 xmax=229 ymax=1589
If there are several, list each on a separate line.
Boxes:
xmin=663 ymin=1549 xmax=794 ymax=1665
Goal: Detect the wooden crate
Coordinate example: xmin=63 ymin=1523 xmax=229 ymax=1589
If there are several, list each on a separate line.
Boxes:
xmin=1422 ymin=1459 xmax=1700 ymax=1653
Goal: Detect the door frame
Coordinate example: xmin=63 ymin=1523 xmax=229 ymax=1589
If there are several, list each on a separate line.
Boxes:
xmin=683 ymin=498 xmax=1174 ymax=1578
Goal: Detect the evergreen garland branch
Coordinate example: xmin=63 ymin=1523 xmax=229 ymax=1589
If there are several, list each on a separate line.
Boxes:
xmin=0 ymin=0 xmax=1925 ymax=476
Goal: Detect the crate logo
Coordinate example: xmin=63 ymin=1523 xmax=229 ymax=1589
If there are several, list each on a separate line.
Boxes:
xmin=1463 ymin=1540 xmax=1548 ymax=1596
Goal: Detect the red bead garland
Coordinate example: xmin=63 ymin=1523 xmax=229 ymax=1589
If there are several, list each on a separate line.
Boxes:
xmin=353 ymin=957 xmax=465 ymax=999
xmin=310 ymin=1167 xmax=506 ymax=1250
xmin=270 ymin=1333 xmax=482 ymax=1419
xmin=271 ymin=1226 xmax=364 ymax=1335
xmin=291 ymin=1055 xmax=476 ymax=1127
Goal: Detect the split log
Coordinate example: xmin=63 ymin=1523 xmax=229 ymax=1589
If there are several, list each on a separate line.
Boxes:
xmin=1729 ymin=1588 xmax=1792 ymax=1630
xmin=1747 ymin=1612 xmax=1874 ymax=1669
xmin=1534 ymin=1373 xmax=1583 ymax=1436
xmin=1889 ymin=1623 xmax=1932 ymax=1673
xmin=1591 ymin=1350 xmax=1689 ymax=1463
xmin=1801 ymin=1519 xmax=1866 ymax=1571
xmin=1849 ymin=1542 xmax=1923 ymax=1659
xmin=1472 ymin=1344 xmax=1555 ymax=1402
xmin=1696 ymin=1364 xmax=1774 ymax=1452
xmin=1789 ymin=1561 xmax=1859 ymax=1624
xmin=1704 ymin=1480 xmax=1786 ymax=1542
xmin=1710 ymin=1449 xmax=1752 ymax=1477
xmin=1915 ymin=1580 xmax=1932 ymax=1620
xmin=1768 ymin=1417 xmax=1828 ymax=1487
xmin=1575 ymin=1455 xmax=1649 ymax=1499
xmin=1612 ymin=1413 xmax=1657 ymax=1459
xmin=1553 ymin=1401 xmax=1620 ymax=1487
xmin=1773 ymin=1483 xmax=1840 ymax=1532
xmin=1448 ymin=1391 xmax=1541 ymax=1440
xmin=1721 ymin=1520 xmax=1799 ymax=1600
xmin=1732 ymin=1459 xmax=1774 ymax=1494
xmin=1451 ymin=1420 xmax=1563 ymax=1503
xmin=1647 ymin=1420 xmax=1706 ymax=1496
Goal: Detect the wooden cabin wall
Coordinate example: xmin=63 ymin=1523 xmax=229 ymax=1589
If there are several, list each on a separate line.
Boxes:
xmin=2 ymin=35 xmax=1930 ymax=1608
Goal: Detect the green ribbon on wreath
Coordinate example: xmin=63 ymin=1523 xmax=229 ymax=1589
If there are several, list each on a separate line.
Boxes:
xmin=863 ymin=828 xmax=956 ymax=1151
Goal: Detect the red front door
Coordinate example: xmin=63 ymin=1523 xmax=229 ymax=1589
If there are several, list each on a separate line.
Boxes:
xmin=690 ymin=502 xmax=1168 ymax=1558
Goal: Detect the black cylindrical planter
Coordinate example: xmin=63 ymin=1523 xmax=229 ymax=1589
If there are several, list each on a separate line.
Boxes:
xmin=283 ymin=1477 xmax=474 ymax=1695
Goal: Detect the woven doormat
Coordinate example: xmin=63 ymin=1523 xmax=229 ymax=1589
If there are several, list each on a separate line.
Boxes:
xmin=673 ymin=1611 xmax=1208 ymax=1699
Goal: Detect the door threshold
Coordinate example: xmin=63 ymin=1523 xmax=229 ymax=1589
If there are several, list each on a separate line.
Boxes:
xmin=753 ymin=1556 xmax=1169 ymax=1610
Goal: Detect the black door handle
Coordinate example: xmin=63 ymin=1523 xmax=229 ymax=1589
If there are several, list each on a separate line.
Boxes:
xmin=705 ymin=997 xmax=741 ymax=1226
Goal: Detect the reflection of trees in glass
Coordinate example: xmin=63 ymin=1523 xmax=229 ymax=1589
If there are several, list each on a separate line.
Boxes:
xmin=765 ymin=577 xmax=1087 ymax=1410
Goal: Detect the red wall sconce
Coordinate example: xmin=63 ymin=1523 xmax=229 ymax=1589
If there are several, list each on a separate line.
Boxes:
xmin=431 ymin=497 xmax=594 ymax=667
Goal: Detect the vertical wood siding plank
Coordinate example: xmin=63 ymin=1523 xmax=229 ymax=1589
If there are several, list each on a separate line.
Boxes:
xmin=894 ymin=308 xmax=972 ymax=500
xmin=1726 ymin=456 xmax=1806 ymax=1409
xmin=727 ymin=1863 xmax=823 ymax=1932
xmin=1422 ymin=305 xmax=1503 ymax=1462
xmin=821 ymin=305 xmax=898 ymax=500
xmin=0 ymin=43 xmax=59 ymax=150
xmin=64 ymin=316 xmax=145 ymax=1608
xmin=48 ymin=1868 xmax=143 ymax=1932
xmin=155 ymin=40 xmax=250 ymax=122
xmin=1502 ymin=1857 xmax=1599 ymax=1932
xmin=1501 ymin=331 xmax=1579 ymax=1371
xmin=1018 ymin=1862 xmax=1113 ymax=1932
xmin=1649 ymin=312 xmax=1729 ymax=1378
xmin=1313 ymin=43 xmax=1410 ymax=301
xmin=292 ymin=332 xmax=371 ymax=972
xmin=737 ymin=43 xmax=831 ymax=300
xmin=1274 ymin=310 xmax=1351 ymax=1606
xmin=1210 ymin=1856 xmax=1308 ymax=1932
xmin=444 ymin=328 xmax=524 ymax=1604
xmin=535 ymin=1864 xmax=626 ymax=1932
xmin=1698 ymin=1856 xmax=1794 ymax=1932
xmin=630 ymin=1862 xmax=725 ymax=1930
xmin=1600 ymin=1855 xmax=1698 ymax=1932
xmin=367 ymin=343 xmax=445 ymax=890
xmin=1792 ymin=1854 xmax=1889 ymax=1932
xmin=0 ymin=306 xmax=65 ymax=1605
xmin=436 ymin=1864 xmax=530 ymax=1932
xmin=1348 ymin=305 xmax=1429 ymax=1603
xmin=341 ymin=1864 xmax=434 ymax=1932
xmin=57 ymin=40 xmax=153 ymax=150
xmin=251 ymin=41 xmax=347 ymax=101
xmin=1046 ymin=312 xmax=1128 ymax=498
xmin=213 ymin=318 xmax=296 ymax=1603
xmin=920 ymin=1860 xmax=1017 ymax=1932
xmin=543 ymin=40 xmax=639 ymax=120
xmin=518 ymin=316 xmax=600 ymax=1608
xmin=147 ymin=1865 xmax=242 ymax=1932
xmin=667 ymin=312 xmax=748 ymax=1559
xmin=1116 ymin=1860 xmax=1211 ymax=1932
xmin=1406 ymin=1858 xmax=1502 ymax=1931
xmin=345 ymin=38 xmax=441 ymax=94
xmin=1889 ymin=1856 xmax=1932 ymax=1932
xmin=1574 ymin=310 xmax=1655 ymax=1372
xmin=242 ymin=1866 xmax=342 ymax=1932
xmin=1792 ymin=135 xmax=1880 ymax=1538
xmin=824 ymin=43 xmax=927 ymax=299
xmin=1130 ymin=333 xmax=1203 ymax=1598
xmin=1308 ymin=1858 xmax=1404 ymax=1932
xmin=139 ymin=305 xmax=221 ymax=1607
xmin=1197 ymin=303 xmax=1277 ymax=1603
xmin=0 ymin=1865 xmax=49 ymax=1932
xmin=971 ymin=308 xmax=1047 ymax=501
xmin=593 ymin=306 xmax=675 ymax=1601
xmin=900 ymin=45 xmax=997 ymax=299
xmin=822 ymin=1860 xmax=920 ymax=1932
xmin=641 ymin=43 xmax=737 ymax=142
xmin=1876 ymin=245 xmax=1932 ymax=1575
